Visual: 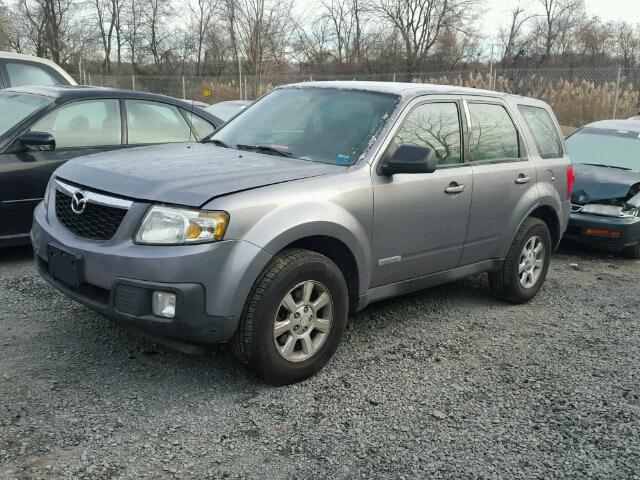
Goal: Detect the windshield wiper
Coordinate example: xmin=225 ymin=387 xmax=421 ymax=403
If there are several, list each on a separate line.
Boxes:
xmin=581 ymin=162 xmax=631 ymax=171
xmin=235 ymin=144 xmax=295 ymax=158
xmin=208 ymin=139 xmax=230 ymax=148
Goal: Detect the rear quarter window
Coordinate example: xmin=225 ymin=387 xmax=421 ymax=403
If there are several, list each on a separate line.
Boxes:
xmin=5 ymin=61 xmax=62 ymax=87
xmin=518 ymin=105 xmax=564 ymax=159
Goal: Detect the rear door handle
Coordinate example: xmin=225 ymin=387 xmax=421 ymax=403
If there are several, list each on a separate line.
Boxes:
xmin=515 ymin=174 xmax=531 ymax=184
xmin=445 ymin=182 xmax=466 ymax=194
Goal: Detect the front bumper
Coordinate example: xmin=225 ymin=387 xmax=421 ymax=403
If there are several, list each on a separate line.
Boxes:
xmin=32 ymin=201 xmax=272 ymax=346
xmin=565 ymin=211 xmax=640 ymax=249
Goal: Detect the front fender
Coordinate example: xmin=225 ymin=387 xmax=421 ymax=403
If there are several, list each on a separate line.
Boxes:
xmin=242 ymin=201 xmax=372 ymax=296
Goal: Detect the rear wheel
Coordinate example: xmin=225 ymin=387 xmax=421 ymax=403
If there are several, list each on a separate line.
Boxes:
xmin=489 ymin=217 xmax=552 ymax=304
xmin=231 ymin=249 xmax=349 ymax=385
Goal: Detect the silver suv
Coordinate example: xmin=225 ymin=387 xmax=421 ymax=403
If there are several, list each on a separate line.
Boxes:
xmin=32 ymin=82 xmax=572 ymax=384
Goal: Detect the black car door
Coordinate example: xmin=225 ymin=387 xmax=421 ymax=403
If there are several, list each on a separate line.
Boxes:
xmin=0 ymin=98 xmax=124 ymax=240
xmin=124 ymin=99 xmax=216 ymax=145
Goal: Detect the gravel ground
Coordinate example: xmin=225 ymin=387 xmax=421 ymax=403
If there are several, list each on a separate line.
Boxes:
xmin=1 ymin=243 xmax=639 ymax=480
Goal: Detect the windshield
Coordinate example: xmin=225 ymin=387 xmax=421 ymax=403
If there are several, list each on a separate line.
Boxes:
xmin=210 ymin=87 xmax=399 ymax=165
xmin=566 ymin=127 xmax=640 ymax=171
xmin=206 ymin=102 xmax=248 ymax=122
xmin=0 ymin=92 xmax=53 ymax=138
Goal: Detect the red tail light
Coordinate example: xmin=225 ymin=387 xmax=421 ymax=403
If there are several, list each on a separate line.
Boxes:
xmin=567 ymin=165 xmax=575 ymax=199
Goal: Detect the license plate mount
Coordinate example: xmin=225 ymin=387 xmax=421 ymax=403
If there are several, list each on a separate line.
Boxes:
xmin=47 ymin=244 xmax=83 ymax=288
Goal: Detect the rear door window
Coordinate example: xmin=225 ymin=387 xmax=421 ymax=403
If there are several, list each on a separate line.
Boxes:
xmin=126 ymin=100 xmax=192 ymax=144
xmin=5 ymin=62 xmax=61 ymax=87
xmin=519 ymin=105 xmax=563 ymax=159
xmin=390 ymin=102 xmax=462 ymax=165
xmin=30 ymin=99 xmax=122 ymax=148
xmin=467 ymin=103 xmax=520 ymax=161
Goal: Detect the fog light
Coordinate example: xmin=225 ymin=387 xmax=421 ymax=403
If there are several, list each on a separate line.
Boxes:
xmin=152 ymin=291 xmax=176 ymax=318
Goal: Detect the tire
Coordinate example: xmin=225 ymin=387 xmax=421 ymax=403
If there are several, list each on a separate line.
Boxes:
xmin=623 ymin=243 xmax=640 ymax=259
xmin=488 ymin=217 xmax=552 ymax=304
xmin=231 ymin=249 xmax=349 ymax=385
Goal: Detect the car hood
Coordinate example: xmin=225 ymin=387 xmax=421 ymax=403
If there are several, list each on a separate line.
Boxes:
xmin=571 ymin=163 xmax=640 ymax=204
xmin=55 ymin=143 xmax=344 ymax=207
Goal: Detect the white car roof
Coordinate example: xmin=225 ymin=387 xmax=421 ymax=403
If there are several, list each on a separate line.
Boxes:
xmin=0 ymin=51 xmax=77 ymax=86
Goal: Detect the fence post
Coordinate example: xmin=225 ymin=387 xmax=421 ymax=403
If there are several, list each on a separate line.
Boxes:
xmin=393 ymin=72 xmax=396 ymax=82
xmin=182 ymin=76 xmax=186 ymax=100
xmin=131 ymin=75 xmax=135 ymax=91
xmin=612 ymin=66 xmax=622 ymax=119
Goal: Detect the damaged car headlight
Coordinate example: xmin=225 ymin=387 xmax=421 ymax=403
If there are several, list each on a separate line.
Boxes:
xmin=135 ymin=206 xmax=229 ymax=245
xmin=581 ymin=204 xmax=639 ymax=218
xmin=621 ymin=206 xmax=640 ymax=218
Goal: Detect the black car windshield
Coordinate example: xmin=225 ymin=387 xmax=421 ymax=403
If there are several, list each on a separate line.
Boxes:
xmin=566 ymin=127 xmax=640 ymax=171
xmin=0 ymin=92 xmax=53 ymax=138
xmin=210 ymin=87 xmax=399 ymax=165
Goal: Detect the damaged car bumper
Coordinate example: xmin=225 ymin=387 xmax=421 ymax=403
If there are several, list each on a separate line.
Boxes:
xmin=565 ymin=209 xmax=640 ymax=249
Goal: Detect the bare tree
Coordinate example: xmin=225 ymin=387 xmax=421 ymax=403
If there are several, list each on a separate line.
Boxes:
xmin=293 ymin=15 xmax=333 ymax=67
xmin=435 ymin=25 xmax=481 ymax=68
xmin=0 ymin=1 xmax=10 ymax=49
xmin=499 ymin=2 xmax=534 ymax=65
xmin=534 ymin=0 xmax=586 ymax=63
xmin=572 ymin=17 xmax=614 ymax=60
xmin=7 ymin=0 xmax=87 ymax=64
xmin=93 ymin=0 xmax=118 ymax=72
xmin=319 ymin=0 xmax=369 ymax=65
xmin=374 ymin=0 xmax=483 ymax=72
xmin=614 ymin=21 xmax=639 ymax=69
xmin=185 ymin=0 xmax=217 ymax=75
xmin=142 ymin=0 xmax=172 ymax=68
xmin=236 ymin=0 xmax=296 ymax=78
xmin=122 ymin=0 xmax=144 ymax=71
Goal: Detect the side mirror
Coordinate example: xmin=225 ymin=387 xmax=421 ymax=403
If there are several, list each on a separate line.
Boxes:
xmin=19 ymin=132 xmax=56 ymax=151
xmin=380 ymin=144 xmax=437 ymax=175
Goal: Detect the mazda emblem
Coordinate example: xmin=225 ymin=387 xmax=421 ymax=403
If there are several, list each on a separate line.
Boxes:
xmin=71 ymin=191 xmax=88 ymax=214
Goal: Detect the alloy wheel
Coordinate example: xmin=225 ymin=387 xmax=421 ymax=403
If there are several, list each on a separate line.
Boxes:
xmin=273 ymin=280 xmax=334 ymax=362
xmin=519 ymin=235 xmax=545 ymax=289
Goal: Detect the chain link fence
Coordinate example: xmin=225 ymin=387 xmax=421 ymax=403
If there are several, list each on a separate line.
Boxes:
xmin=77 ymin=66 xmax=640 ymax=127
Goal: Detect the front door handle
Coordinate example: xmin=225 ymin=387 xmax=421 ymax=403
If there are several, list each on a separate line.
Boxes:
xmin=515 ymin=174 xmax=531 ymax=184
xmin=445 ymin=182 xmax=466 ymax=194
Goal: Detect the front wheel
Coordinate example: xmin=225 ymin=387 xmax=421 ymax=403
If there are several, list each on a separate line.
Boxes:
xmin=489 ymin=217 xmax=552 ymax=304
xmin=231 ymin=249 xmax=349 ymax=385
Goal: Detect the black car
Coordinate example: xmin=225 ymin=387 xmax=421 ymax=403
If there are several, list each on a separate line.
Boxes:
xmin=565 ymin=119 xmax=640 ymax=257
xmin=0 ymin=86 xmax=222 ymax=247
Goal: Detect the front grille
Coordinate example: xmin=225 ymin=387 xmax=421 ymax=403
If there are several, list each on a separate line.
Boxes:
xmin=55 ymin=189 xmax=127 ymax=240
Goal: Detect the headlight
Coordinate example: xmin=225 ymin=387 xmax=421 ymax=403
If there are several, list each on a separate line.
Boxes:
xmin=43 ymin=177 xmax=54 ymax=211
xmin=581 ymin=204 xmax=639 ymax=218
xmin=135 ymin=206 xmax=229 ymax=245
